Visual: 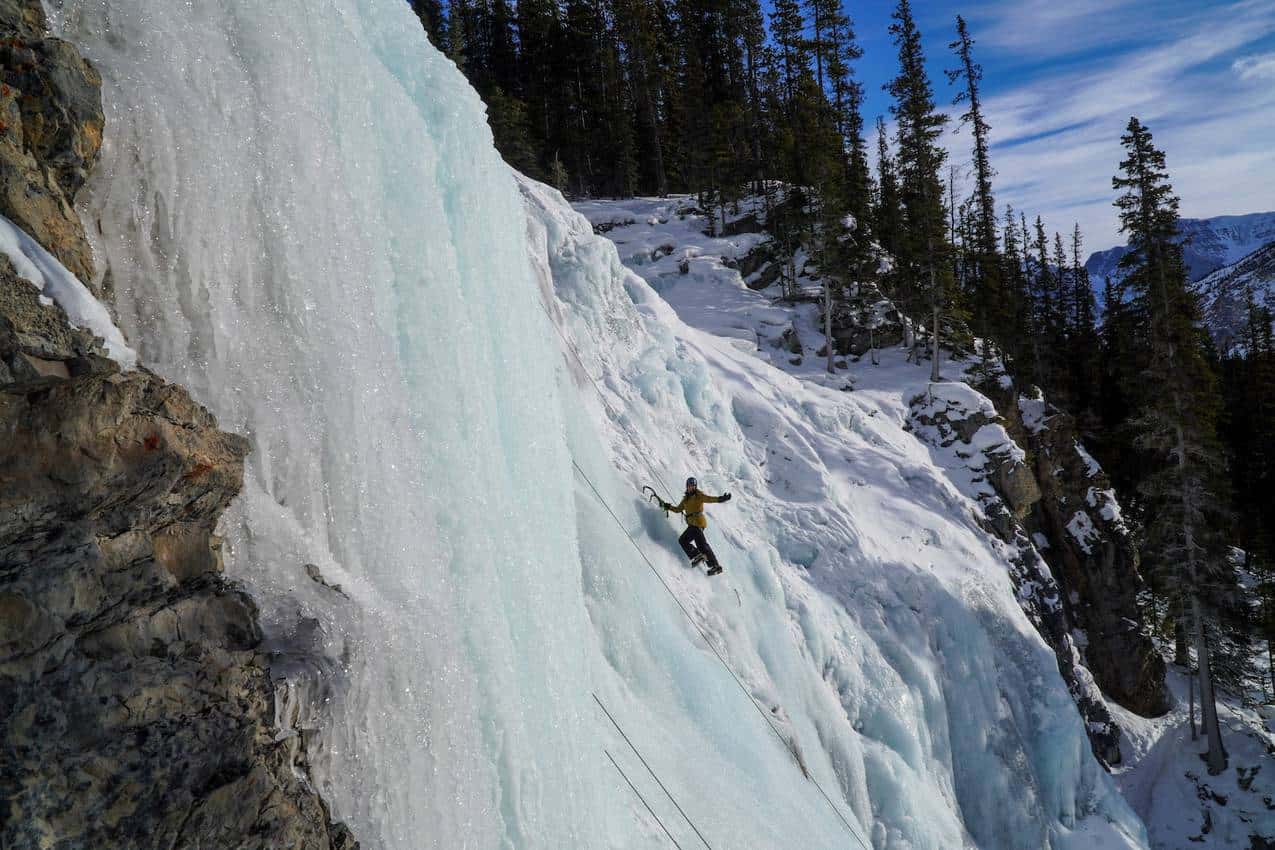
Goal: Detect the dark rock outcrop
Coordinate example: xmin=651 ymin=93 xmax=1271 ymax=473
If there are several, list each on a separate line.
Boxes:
xmin=0 ymin=0 xmax=102 ymax=286
xmin=909 ymin=382 xmax=1132 ymax=766
xmin=0 ymin=5 xmax=357 ymax=848
xmin=995 ymin=388 xmax=1171 ymax=717
xmin=819 ymin=281 xmax=905 ymax=357
xmin=0 ymin=291 xmax=356 ymax=848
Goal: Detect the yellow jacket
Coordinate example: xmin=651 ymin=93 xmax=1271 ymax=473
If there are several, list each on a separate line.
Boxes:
xmin=668 ymin=490 xmax=727 ymax=528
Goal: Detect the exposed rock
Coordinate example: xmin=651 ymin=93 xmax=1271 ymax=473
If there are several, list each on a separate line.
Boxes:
xmin=997 ymin=387 xmax=1171 ymax=718
xmin=722 ymin=210 xmax=761 ymax=236
xmin=820 ymin=281 xmax=905 ymax=356
xmin=746 ymin=256 xmax=782 ymax=290
xmin=0 ymin=3 xmax=358 ymax=847
xmin=909 ymin=382 xmax=1124 ymax=765
xmin=0 ymin=0 xmax=102 ymax=285
xmin=736 ymin=242 xmax=771 ymax=280
xmin=0 ymin=253 xmax=109 ymax=382
xmin=933 ymin=376 xmax=1169 ymax=722
xmin=778 ymin=322 xmax=803 ymax=355
xmin=0 ymin=288 xmax=357 ymax=848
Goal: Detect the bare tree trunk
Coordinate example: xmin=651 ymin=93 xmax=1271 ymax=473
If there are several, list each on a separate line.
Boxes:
xmin=1268 ymin=637 xmax=1274 ymax=700
xmin=930 ymin=300 xmax=941 ymax=382
xmin=1191 ymin=591 xmax=1227 ymax=773
xmin=1189 ymin=669 xmax=1197 ymax=740
xmin=1174 ymin=596 xmax=1190 ymax=666
xmin=824 ymin=276 xmax=835 ymax=374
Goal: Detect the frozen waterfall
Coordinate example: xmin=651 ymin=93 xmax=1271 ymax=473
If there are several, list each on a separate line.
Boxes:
xmin=50 ymin=1 xmax=1149 ymax=848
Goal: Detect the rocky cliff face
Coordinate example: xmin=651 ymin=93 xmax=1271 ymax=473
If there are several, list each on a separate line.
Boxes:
xmin=1002 ymin=390 xmax=1170 ymax=718
xmin=0 ymin=0 xmax=101 ymax=286
xmin=0 ymin=4 xmax=356 ymax=847
xmin=910 ymin=383 xmax=1126 ymax=766
xmin=909 ymin=373 xmax=1170 ymax=766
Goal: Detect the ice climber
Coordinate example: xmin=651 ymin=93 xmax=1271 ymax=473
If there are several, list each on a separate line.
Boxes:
xmin=660 ymin=477 xmax=731 ymax=576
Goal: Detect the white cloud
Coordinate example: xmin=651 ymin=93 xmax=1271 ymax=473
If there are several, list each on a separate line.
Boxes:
xmin=968 ymin=0 xmax=1150 ymax=58
xmin=1234 ymin=52 xmax=1275 ymax=80
xmin=941 ymin=0 xmax=1275 ymax=249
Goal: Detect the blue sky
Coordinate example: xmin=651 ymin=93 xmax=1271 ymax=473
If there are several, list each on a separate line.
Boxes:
xmin=848 ymin=0 xmax=1275 ymax=249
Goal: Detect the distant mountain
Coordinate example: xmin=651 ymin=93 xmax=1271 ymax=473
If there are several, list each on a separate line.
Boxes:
xmin=1085 ymin=211 xmax=1275 ymax=287
xmin=1195 ymin=241 xmax=1275 ymax=356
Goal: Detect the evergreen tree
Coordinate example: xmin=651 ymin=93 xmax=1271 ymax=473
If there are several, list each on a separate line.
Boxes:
xmin=1114 ymin=116 xmax=1229 ymax=773
xmin=874 ymin=116 xmax=904 ymax=261
xmin=947 ymin=15 xmax=1003 ymax=348
xmin=821 ymin=2 xmax=871 ymax=235
xmin=410 ymin=0 xmax=449 ymax=50
xmin=448 ymin=0 xmax=469 ymax=70
xmin=1000 ymin=205 xmax=1029 ymax=371
xmin=1029 ymin=215 xmax=1055 ymax=385
xmin=887 ymin=0 xmax=952 ymax=380
xmin=1069 ymin=223 xmax=1099 ymax=421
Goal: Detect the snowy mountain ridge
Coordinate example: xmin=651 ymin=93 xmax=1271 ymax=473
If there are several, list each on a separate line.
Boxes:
xmin=1194 ymin=241 xmax=1275 ymax=355
xmin=1085 ymin=211 xmax=1275 ymax=287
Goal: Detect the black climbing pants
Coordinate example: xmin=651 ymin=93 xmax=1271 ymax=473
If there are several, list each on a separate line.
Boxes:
xmin=678 ymin=525 xmax=718 ymax=567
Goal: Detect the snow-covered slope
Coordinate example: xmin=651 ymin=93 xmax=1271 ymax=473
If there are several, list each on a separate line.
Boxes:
xmin=1194 ymin=241 xmax=1275 ymax=355
xmin=539 ymin=184 xmax=1146 ymax=849
xmin=1111 ymin=669 xmax=1275 ymax=849
xmin=54 ymin=3 xmax=1149 ymax=848
xmin=1086 ymin=211 xmax=1275 ymax=287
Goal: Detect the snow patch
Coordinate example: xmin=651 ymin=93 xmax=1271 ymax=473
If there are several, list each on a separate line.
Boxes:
xmin=1019 ymin=394 xmax=1049 ymax=434
xmin=1067 ymin=511 xmax=1101 ymax=554
xmin=0 ymin=214 xmax=136 ymax=368
xmin=1075 ymin=441 xmax=1102 ymax=478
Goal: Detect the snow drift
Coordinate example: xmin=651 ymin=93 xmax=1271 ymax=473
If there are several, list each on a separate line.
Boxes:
xmin=51 ymin=1 xmax=1147 ymax=847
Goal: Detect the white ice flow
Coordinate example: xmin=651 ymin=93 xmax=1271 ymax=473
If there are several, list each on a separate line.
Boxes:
xmin=51 ymin=1 xmax=1147 ymax=847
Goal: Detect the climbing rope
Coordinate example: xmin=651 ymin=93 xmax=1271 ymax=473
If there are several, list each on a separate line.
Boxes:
xmin=606 ymin=748 xmax=686 ymax=850
xmin=593 ymin=693 xmax=714 ymax=850
xmin=570 ymin=459 xmax=871 ymax=850
xmin=536 ymin=289 xmax=870 ymax=849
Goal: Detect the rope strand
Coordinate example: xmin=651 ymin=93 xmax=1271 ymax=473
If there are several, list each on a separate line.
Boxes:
xmin=538 ymin=291 xmax=869 ymax=849
xmin=571 ymin=459 xmax=870 ymax=850
xmin=606 ymin=749 xmax=686 ymax=850
xmin=594 ymin=693 xmax=714 ymax=850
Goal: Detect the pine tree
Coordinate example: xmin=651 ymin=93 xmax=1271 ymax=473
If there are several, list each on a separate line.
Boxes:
xmin=486 ymin=87 xmax=541 ymax=177
xmin=1000 ymin=205 xmax=1029 ymax=370
xmin=874 ymin=116 xmax=904 ymax=262
xmin=947 ymin=15 xmax=1003 ymax=348
xmin=887 ymin=0 xmax=952 ymax=380
xmin=821 ymin=2 xmax=871 ymax=234
xmin=735 ymin=0 xmax=767 ymax=194
xmin=1069 ymin=223 xmax=1099 ymax=421
xmin=514 ymin=0 xmax=564 ymax=173
xmin=1114 ymin=116 xmax=1229 ymax=773
xmin=410 ymin=0 xmax=449 ymax=50
xmin=1030 ymin=216 xmax=1055 ymax=385
xmin=448 ymin=0 xmax=469 ymax=70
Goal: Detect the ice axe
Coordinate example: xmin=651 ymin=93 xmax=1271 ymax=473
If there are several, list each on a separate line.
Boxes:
xmin=642 ymin=485 xmax=670 ymax=516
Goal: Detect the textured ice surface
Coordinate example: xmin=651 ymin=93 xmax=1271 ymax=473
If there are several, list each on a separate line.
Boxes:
xmin=51 ymin=2 xmax=1147 ymax=847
